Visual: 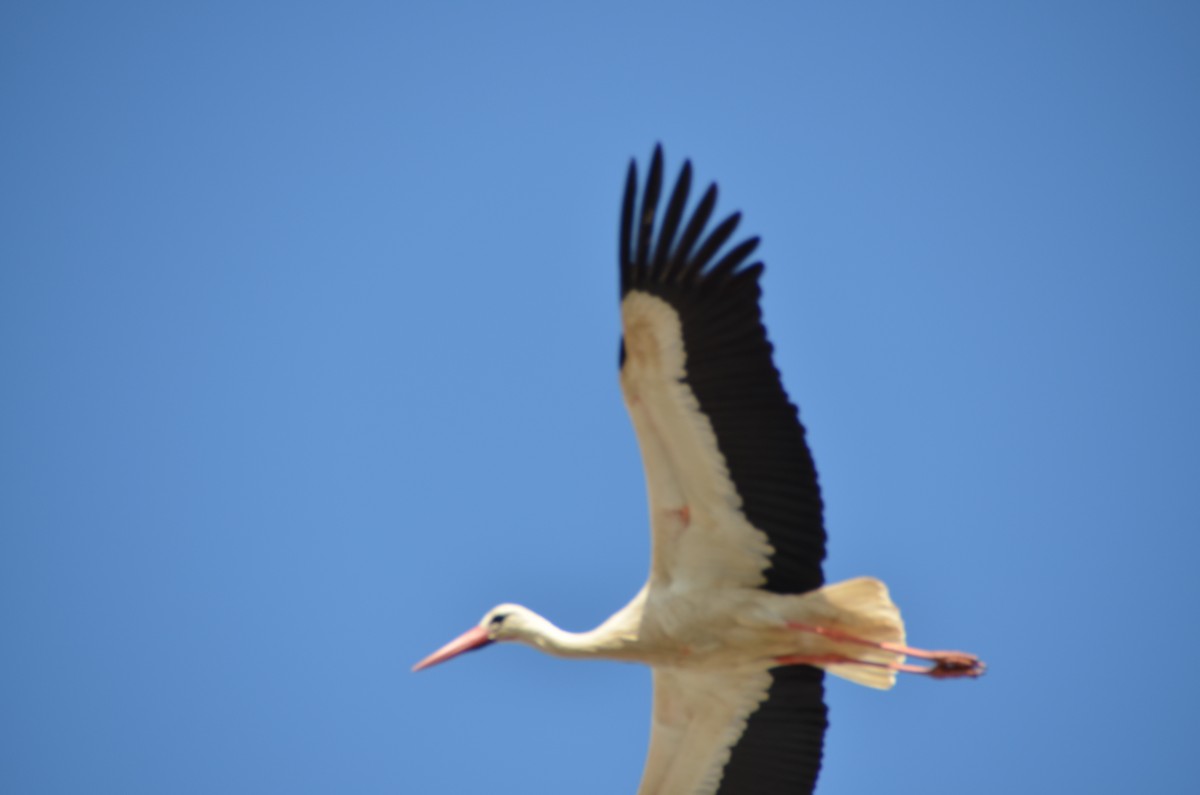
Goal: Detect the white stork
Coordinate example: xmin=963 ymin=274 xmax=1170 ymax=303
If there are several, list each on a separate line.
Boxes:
xmin=414 ymin=146 xmax=984 ymax=795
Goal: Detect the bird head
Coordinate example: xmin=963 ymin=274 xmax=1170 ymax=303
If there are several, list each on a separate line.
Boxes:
xmin=411 ymin=603 xmax=533 ymax=671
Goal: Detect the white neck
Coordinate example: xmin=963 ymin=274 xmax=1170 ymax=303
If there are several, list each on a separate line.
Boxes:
xmin=507 ymin=605 xmax=641 ymax=661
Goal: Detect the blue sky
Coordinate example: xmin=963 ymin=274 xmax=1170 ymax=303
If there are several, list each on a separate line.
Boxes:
xmin=3 ymin=2 xmax=1198 ymax=793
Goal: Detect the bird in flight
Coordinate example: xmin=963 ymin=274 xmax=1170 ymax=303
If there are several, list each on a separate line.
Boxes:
xmin=414 ymin=146 xmax=985 ymax=794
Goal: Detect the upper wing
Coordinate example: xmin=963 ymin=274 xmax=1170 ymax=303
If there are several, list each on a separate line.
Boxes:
xmin=618 ymin=146 xmax=826 ymax=594
xmin=637 ymin=666 xmax=827 ymax=795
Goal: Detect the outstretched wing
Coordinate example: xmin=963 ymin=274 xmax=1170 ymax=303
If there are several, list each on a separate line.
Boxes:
xmin=637 ymin=666 xmax=827 ymax=795
xmin=618 ymin=146 xmax=826 ymax=595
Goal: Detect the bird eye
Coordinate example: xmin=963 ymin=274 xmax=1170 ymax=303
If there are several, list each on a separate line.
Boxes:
xmin=489 ymin=613 xmax=508 ymax=627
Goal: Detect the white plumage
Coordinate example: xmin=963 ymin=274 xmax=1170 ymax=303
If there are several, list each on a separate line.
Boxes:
xmin=414 ymin=147 xmax=984 ymax=795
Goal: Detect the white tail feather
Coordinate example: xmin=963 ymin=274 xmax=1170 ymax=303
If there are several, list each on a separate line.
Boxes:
xmin=797 ymin=577 xmax=907 ymax=690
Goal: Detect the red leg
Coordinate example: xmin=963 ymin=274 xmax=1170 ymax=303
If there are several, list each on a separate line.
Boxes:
xmin=786 ymin=622 xmax=986 ymax=679
xmin=775 ymin=653 xmax=934 ymax=675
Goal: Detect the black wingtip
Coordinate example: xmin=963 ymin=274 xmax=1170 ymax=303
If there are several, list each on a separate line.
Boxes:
xmin=668 ymin=182 xmax=717 ymax=279
xmin=679 ymin=211 xmax=742 ymax=286
xmin=635 ymin=148 xmax=665 ymax=272
xmin=651 ymin=159 xmax=692 ymax=276
xmin=620 ymin=159 xmax=638 ymax=293
xmin=621 ymin=147 xmax=763 ymax=295
xmin=707 ymin=236 xmax=761 ymax=286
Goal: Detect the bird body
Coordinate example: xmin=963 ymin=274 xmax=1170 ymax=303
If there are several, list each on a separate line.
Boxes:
xmin=414 ymin=147 xmax=984 ymax=795
xmin=424 ymin=578 xmax=904 ymax=683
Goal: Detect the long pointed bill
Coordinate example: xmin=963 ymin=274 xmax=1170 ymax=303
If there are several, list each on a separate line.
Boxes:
xmin=412 ymin=626 xmax=494 ymax=672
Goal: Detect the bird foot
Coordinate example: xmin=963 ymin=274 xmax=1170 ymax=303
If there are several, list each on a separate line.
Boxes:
xmin=922 ymin=651 xmax=986 ymax=679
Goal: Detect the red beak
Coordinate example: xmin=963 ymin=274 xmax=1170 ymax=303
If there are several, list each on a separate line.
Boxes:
xmin=412 ymin=625 xmax=493 ymax=672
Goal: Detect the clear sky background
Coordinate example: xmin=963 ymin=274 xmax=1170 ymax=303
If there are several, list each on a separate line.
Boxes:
xmin=3 ymin=2 xmax=1198 ymax=793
